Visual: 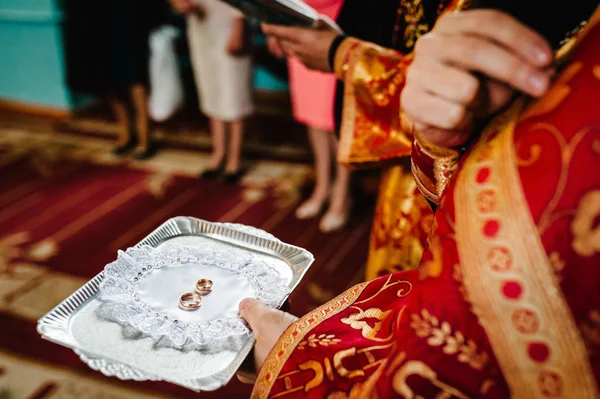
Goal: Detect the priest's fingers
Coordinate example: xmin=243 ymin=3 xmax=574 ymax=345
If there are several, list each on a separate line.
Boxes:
xmin=435 ymin=10 xmax=552 ymax=67
xmin=406 ymin=57 xmax=481 ymax=106
xmin=479 ymin=79 xmax=516 ymax=116
xmin=402 ymin=85 xmax=474 ymax=131
xmin=414 ymin=32 xmax=552 ymax=97
xmin=401 ymin=86 xmax=473 ymax=148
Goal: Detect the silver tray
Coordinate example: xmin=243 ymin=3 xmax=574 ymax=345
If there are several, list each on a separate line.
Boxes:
xmin=37 ymin=216 xmax=314 ymax=392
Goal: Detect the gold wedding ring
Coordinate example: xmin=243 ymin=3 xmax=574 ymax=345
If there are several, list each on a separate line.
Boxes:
xmin=179 ymin=292 xmax=202 ymax=311
xmin=195 ymin=279 xmax=214 ymax=295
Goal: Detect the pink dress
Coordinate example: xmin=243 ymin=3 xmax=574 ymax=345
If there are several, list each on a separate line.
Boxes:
xmin=288 ymin=0 xmax=344 ymax=131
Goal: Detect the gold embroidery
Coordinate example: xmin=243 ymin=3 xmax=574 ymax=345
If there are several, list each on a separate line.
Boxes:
xmin=452 ymin=264 xmax=471 ymax=303
xmin=571 ymin=190 xmax=600 ymax=257
xmin=271 ymin=343 xmax=393 ymax=397
xmin=535 ymin=125 xmax=596 ymax=235
xmin=480 ymin=379 xmax=495 ymax=395
xmin=337 ymin=42 xmax=413 ymax=166
xmin=420 ymin=236 xmax=443 ymax=279
xmin=594 ymin=139 xmax=600 ymax=155
xmin=386 ymin=352 xmax=407 ymax=378
xmin=455 ymin=99 xmax=598 ymax=397
xmin=354 ymin=274 xmax=413 ymax=306
xmin=393 ymin=361 xmax=471 ymax=399
xmin=521 ymin=62 xmax=583 ymax=121
xmin=367 ymin=166 xmax=431 ymax=280
xmin=538 ymin=370 xmax=564 ymax=398
xmin=252 ymin=283 xmax=368 ymax=399
xmin=411 ymin=157 xmax=440 ymax=204
xmin=515 ymin=142 xmax=542 ymax=167
xmin=341 ymin=307 xmax=394 ymax=342
xmin=434 ymin=155 xmax=460 ymax=198
xmin=413 ymin=130 xmax=462 ymax=202
xmin=410 ymin=309 xmax=488 ymax=370
xmin=401 ymin=0 xmax=429 ymax=48
xmin=298 ymin=360 xmax=324 ymax=392
xmin=326 ymin=383 xmax=368 ymax=399
xmin=298 ymin=334 xmax=342 ymax=350
xmin=549 ymin=252 xmax=566 ymax=281
xmin=580 ymin=310 xmax=600 ymax=348
xmin=333 ymin=348 xmax=365 ymax=379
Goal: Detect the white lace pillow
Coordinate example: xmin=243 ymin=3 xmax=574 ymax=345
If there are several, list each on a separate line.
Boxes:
xmin=97 ymin=245 xmax=290 ymax=352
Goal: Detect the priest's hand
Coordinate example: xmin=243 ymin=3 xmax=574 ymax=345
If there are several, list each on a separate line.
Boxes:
xmin=401 ymin=9 xmax=554 ymax=149
xmin=262 ymin=23 xmax=339 ymax=72
xmin=237 ymin=298 xmax=298 ymax=383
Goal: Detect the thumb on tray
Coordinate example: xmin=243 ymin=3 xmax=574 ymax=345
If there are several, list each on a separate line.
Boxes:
xmin=238 ymin=299 xmax=298 ymax=369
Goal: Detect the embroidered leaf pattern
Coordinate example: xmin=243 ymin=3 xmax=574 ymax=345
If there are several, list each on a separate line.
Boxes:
xmin=410 ymin=309 xmax=488 ymax=370
xmin=298 ymin=333 xmax=341 ymax=350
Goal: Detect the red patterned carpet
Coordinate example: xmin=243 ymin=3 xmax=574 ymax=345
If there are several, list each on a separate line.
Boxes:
xmin=0 ymin=115 xmax=373 ymax=398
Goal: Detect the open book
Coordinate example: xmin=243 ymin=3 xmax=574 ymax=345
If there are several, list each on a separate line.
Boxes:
xmin=220 ymin=0 xmax=338 ymax=29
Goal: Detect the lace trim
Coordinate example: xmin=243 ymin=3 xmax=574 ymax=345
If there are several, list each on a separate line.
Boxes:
xmin=98 ymin=245 xmax=290 ymax=351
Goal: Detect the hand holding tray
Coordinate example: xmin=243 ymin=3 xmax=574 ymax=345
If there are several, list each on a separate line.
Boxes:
xmin=37 ymin=217 xmax=314 ymax=391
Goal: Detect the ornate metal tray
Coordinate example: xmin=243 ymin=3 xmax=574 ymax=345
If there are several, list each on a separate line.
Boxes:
xmin=37 ymin=216 xmax=314 ymax=392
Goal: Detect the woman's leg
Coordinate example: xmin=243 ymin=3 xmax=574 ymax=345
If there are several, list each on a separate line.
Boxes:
xmin=226 ymin=118 xmax=244 ymax=174
xmin=109 ymin=95 xmax=136 ymax=156
xmin=129 ymin=84 xmax=152 ymax=157
xmin=208 ymin=117 xmax=227 ymax=170
xmin=320 ymin=133 xmax=352 ymax=232
xmin=296 ymin=127 xmax=331 ymax=219
xmin=110 ymin=97 xmax=131 ymax=147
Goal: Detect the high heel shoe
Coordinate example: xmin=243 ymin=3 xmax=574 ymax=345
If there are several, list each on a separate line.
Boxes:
xmin=132 ymin=143 xmax=158 ymax=160
xmin=112 ymin=136 xmax=137 ymax=157
xmin=223 ymin=168 xmax=246 ymax=184
xmin=295 ymin=196 xmax=328 ymax=220
xmin=200 ymin=162 xmax=225 ymax=179
xmin=319 ymin=200 xmax=352 ymax=233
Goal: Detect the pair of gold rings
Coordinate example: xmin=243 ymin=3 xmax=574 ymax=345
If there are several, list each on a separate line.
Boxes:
xmin=179 ymin=279 xmax=213 ymax=311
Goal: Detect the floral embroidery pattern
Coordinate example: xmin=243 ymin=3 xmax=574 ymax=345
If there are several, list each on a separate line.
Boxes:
xmin=298 ymin=334 xmax=342 ymax=350
xmin=341 ymin=307 xmax=394 ymax=342
xmin=580 ymin=310 xmax=600 ymax=348
xmin=571 ymin=190 xmax=600 ymax=257
xmin=410 ymin=309 xmax=488 ymax=370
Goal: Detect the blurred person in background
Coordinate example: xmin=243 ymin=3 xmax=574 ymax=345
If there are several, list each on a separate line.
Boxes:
xmin=268 ymin=0 xmax=352 ymax=233
xmin=264 ymin=0 xmax=450 ymax=277
xmin=64 ymin=0 xmax=167 ymax=159
xmin=170 ymin=0 xmax=254 ymax=183
xmin=262 ymin=0 xmax=600 ymax=282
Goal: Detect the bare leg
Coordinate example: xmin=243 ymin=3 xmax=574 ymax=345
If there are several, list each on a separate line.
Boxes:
xmin=109 ymin=97 xmax=131 ymax=148
xmin=320 ymin=133 xmax=352 ymax=232
xmin=208 ymin=118 xmax=227 ymax=170
xmin=130 ymin=84 xmax=150 ymax=152
xmin=225 ymin=118 xmax=244 ymax=173
xmin=296 ymin=127 xmax=331 ymax=220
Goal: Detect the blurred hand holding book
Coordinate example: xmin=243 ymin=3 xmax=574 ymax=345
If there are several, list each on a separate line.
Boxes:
xmin=220 ymin=0 xmax=341 ymax=30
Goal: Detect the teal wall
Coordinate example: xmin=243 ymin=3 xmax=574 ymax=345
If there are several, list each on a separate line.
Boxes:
xmin=254 ymin=66 xmax=288 ymax=91
xmin=0 ymin=0 xmax=73 ymax=108
xmin=0 ymin=0 xmax=287 ymax=110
